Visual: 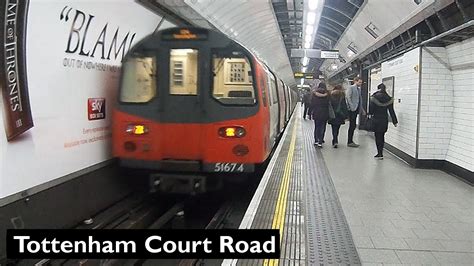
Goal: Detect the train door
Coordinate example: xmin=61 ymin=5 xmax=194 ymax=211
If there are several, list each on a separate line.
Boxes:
xmin=290 ymin=87 xmax=295 ymax=114
xmin=277 ymin=80 xmax=286 ymax=132
xmin=285 ymin=85 xmax=290 ymax=121
xmin=158 ymin=48 xmax=203 ymax=160
xmin=283 ymin=84 xmax=288 ymax=123
xmin=266 ymin=70 xmax=279 ymax=146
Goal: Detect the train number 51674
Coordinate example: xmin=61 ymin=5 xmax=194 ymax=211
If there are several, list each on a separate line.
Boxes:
xmin=214 ymin=163 xmax=245 ymax=172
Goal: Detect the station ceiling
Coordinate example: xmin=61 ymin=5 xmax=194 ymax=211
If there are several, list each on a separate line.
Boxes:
xmin=271 ymin=0 xmax=364 ymax=74
xmin=142 ymin=0 xmax=297 ymax=87
xmin=142 ymin=0 xmax=472 ymax=84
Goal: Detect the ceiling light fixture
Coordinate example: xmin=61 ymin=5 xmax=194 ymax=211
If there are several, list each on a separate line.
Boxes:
xmin=304 ymin=34 xmax=312 ymax=44
xmin=307 ymin=12 xmax=316 ymax=25
xmin=302 ymin=57 xmax=309 ymax=66
xmin=308 ymin=0 xmax=318 ymax=10
xmin=302 ymin=67 xmax=307 ymax=72
xmin=347 ymin=42 xmax=358 ymax=54
xmin=304 ymin=42 xmax=311 ymax=49
xmin=305 ymin=25 xmax=314 ymax=35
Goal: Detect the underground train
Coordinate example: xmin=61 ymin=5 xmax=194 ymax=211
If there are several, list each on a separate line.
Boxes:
xmin=112 ymin=27 xmax=297 ymax=193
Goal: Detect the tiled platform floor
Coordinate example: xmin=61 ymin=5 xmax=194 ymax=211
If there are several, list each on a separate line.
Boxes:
xmin=233 ymin=108 xmax=360 ymax=265
xmin=313 ymin=119 xmax=474 ymax=265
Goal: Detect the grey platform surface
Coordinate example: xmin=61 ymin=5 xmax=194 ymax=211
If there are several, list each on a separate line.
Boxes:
xmin=301 ymin=121 xmax=360 ymax=265
xmin=233 ymin=106 xmax=472 ymax=266
xmin=318 ymin=120 xmax=474 ymax=265
xmin=237 ymin=108 xmax=360 ymax=265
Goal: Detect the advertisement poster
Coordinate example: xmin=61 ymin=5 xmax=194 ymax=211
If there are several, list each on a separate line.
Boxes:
xmin=0 ymin=1 xmax=173 ymax=200
xmin=382 ymin=76 xmax=395 ymax=97
xmin=0 ymin=0 xmax=34 ymax=141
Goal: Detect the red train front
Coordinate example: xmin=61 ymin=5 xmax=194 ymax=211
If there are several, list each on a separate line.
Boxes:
xmin=113 ymin=28 xmax=296 ymax=193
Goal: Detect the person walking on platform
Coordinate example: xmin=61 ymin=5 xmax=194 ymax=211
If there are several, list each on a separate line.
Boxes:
xmin=311 ymin=82 xmax=329 ymax=147
xmin=328 ymin=85 xmax=349 ymax=148
xmin=302 ymin=89 xmax=312 ymax=120
xmin=345 ymin=77 xmax=366 ymax=147
xmin=369 ymin=83 xmax=398 ymax=159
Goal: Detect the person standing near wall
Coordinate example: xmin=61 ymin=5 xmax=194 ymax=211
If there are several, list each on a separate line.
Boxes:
xmin=345 ymin=77 xmax=366 ymax=147
xmin=369 ymin=83 xmax=398 ymax=159
xmin=311 ymin=82 xmax=329 ymax=147
xmin=328 ymin=85 xmax=348 ymax=148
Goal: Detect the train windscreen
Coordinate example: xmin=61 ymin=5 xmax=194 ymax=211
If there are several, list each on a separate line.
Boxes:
xmin=212 ymin=50 xmax=255 ymax=105
xmin=120 ymin=56 xmax=156 ymax=103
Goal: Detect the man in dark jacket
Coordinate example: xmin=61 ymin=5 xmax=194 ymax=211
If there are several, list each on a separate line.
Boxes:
xmin=311 ymin=83 xmax=329 ymax=147
xmin=302 ymin=89 xmax=312 ymax=119
xmin=369 ymin=83 xmax=398 ymax=159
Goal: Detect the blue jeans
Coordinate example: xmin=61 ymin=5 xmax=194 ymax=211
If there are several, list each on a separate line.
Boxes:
xmin=314 ymin=119 xmax=327 ymax=144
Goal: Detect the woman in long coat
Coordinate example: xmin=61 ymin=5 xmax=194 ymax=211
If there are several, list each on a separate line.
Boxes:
xmin=328 ymin=85 xmax=348 ymax=148
xmin=369 ymin=83 xmax=398 ymax=159
xmin=311 ymin=82 xmax=329 ymax=147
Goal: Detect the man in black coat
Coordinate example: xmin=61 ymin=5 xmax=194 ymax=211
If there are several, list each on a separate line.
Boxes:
xmin=302 ymin=89 xmax=312 ymax=119
xmin=311 ymin=83 xmax=329 ymax=147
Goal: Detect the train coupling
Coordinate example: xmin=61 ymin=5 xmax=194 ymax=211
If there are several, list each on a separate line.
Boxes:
xmin=149 ymin=173 xmax=208 ymax=194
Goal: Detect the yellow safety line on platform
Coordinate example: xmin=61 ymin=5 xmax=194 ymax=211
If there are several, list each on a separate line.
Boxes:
xmin=263 ymin=118 xmax=298 ymax=266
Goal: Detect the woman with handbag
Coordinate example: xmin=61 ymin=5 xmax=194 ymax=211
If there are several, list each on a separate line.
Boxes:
xmin=369 ymin=83 xmax=398 ymax=159
xmin=328 ymin=85 xmax=349 ymax=148
xmin=310 ymin=82 xmax=329 ymax=147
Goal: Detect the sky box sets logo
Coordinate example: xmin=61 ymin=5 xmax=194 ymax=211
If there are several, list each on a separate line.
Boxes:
xmin=88 ymin=98 xmax=106 ymax=120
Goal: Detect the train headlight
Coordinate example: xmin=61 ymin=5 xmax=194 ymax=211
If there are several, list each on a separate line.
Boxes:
xmin=225 ymin=128 xmax=236 ymax=137
xmin=126 ymin=124 xmax=149 ymax=135
xmin=219 ymin=127 xmax=246 ymax=138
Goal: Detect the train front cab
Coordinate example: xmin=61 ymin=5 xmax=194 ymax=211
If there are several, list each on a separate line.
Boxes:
xmin=112 ymin=28 xmax=279 ymax=193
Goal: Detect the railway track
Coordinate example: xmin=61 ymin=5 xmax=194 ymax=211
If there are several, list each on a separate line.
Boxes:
xmin=12 ymin=171 xmax=263 ymax=266
xmin=13 ymin=192 xmax=185 ymax=266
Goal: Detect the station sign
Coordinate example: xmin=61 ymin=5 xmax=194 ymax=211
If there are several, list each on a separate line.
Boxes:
xmin=294 ymin=72 xmax=304 ymax=78
xmin=162 ymin=28 xmax=208 ymax=41
xmin=290 ymin=49 xmax=339 ymax=59
xmin=297 ymin=85 xmax=310 ymax=88
xmin=320 ymin=50 xmax=339 ymax=59
xmin=294 ymin=72 xmax=314 ymax=79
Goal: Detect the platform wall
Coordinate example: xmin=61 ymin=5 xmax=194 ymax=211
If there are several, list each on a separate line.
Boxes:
xmin=380 ymin=47 xmax=421 ymax=158
xmin=419 ymin=47 xmax=454 ymax=161
xmin=420 ymin=38 xmax=474 ymax=172
xmin=380 ymin=40 xmax=473 ymax=176
xmin=445 ymin=37 xmax=474 ymax=172
xmin=0 ymin=0 xmax=172 ymax=201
